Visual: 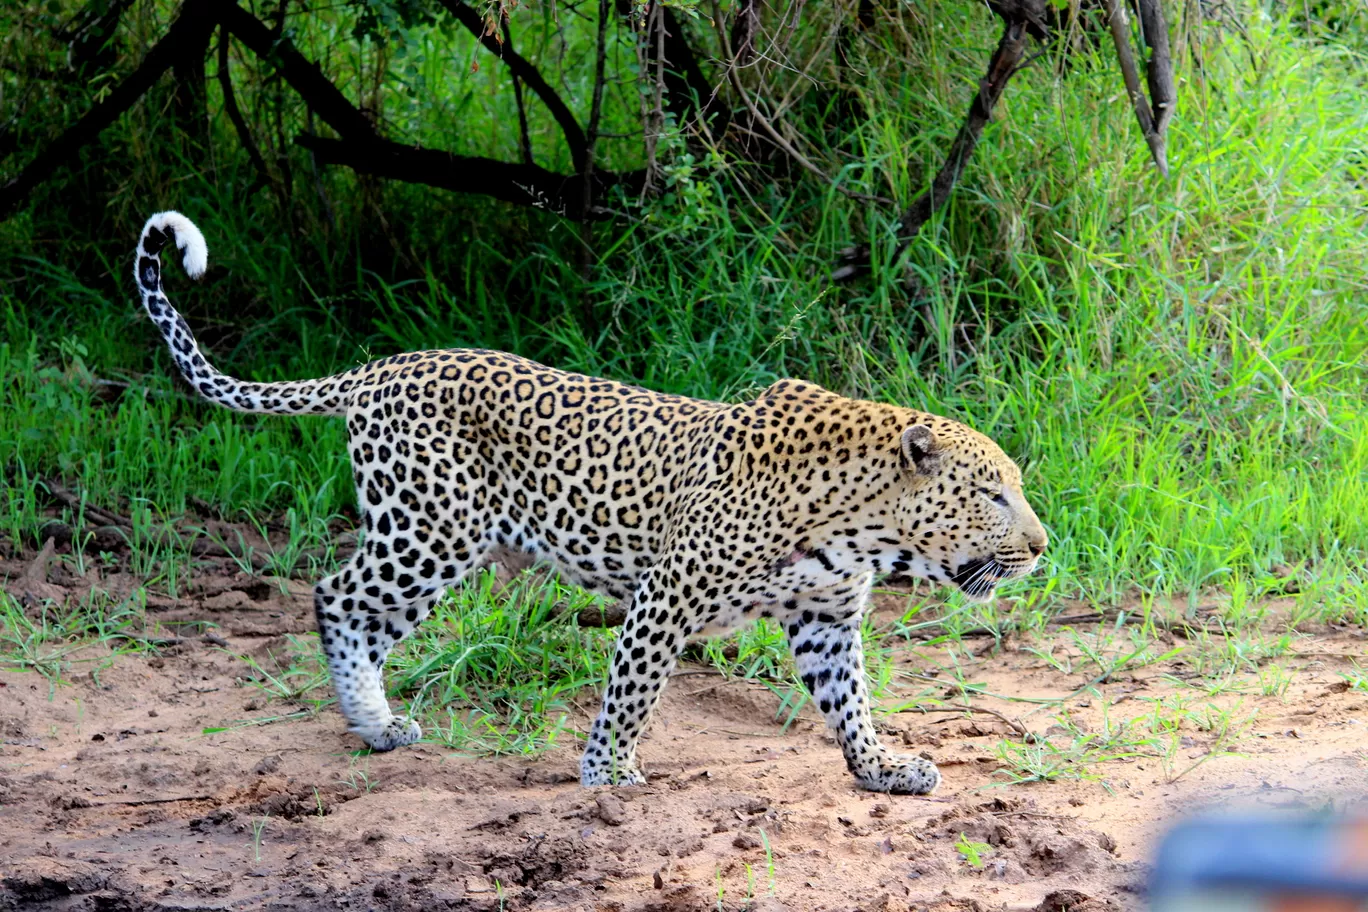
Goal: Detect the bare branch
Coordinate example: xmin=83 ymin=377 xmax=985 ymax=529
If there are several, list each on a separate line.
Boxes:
xmin=579 ymin=0 xmax=613 ymax=270
xmin=0 ymin=0 xmax=218 ymax=221
xmin=217 ymin=0 xmax=373 ymax=139
xmin=217 ymin=25 xmax=283 ymax=203
xmin=503 ymin=14 xmax=534 ymax=166
xmin=435 ymin=0 xmax=588 ymax=173
xmin=224 ymin=0 xmax=644 ymax=218
xmin=634 ymin=3 xmax=664 ymax=195
xmin=833 ymin=4 xmax=1038 ymax=281
xmin=295 ymin=134 xmax=642 ymax=220
xmin=730 ymin=0 xmax=760 ymax=67
xmin=1137 ymin=0 xmax=1175 ymax=138
xmin=713 ymin=1 xmax=892 ymax=206
xmin=1104 ymin=0 xmax=1168 ymax=175
xmin=654 ymin=7 xmax=729 ymax=131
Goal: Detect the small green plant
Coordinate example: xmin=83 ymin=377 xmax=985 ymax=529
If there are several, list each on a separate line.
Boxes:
xmin=955 ymin=833 xmax=992 ymax=869
xmin=758 ymin=828 xmax=777 ymax=897
xmin=702 ymin=618 xmax=793 ymax=683
xmin=339 ymin=758 xmax=380 ymax=795
xmin=994 ymin=711 xmax=1151 ymax=786
xmin=387 ymin=569 xmax=612 ymax=757
xmin=249 ymin=814 xmax=269 ymax=862
xmin=0 ymin=590 xmax=152 ymax=698
xmin=237 ymin=634 xmax=332 ymax=710
xmin=1257 ymin=663 xmax=1294 ymax=699
xmin=1158 ymin=705 xmax=1257 ymax=783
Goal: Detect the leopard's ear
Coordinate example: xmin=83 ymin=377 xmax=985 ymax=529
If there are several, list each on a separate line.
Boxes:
xmin=899 ymin=425 xmax=941 ymax=475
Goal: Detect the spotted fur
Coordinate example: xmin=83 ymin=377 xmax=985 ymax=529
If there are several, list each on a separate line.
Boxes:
xmin=134 ymin=212 xmax=1047 ymax=794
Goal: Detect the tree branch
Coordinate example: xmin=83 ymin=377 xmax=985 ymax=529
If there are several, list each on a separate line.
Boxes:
xmin=0 ymin=0 xmax=646 ymax=224
xmin=730 ymin=0 xmax=759 ymax=67
xmin=578 ymin=0 xmax=613 ymax=271
xmin=295 ymin=134 xmax=643 ymax=220
xmin=1104 ymin=0 xmax=1168 ymax=175
xmin=217 ymin=25 xmax=282 ymax=202
xmin=173 ymin=16 xmax=214 ymax=150
xmin=713 ymin=2 xmax=890 ymax=205
xmin=833 ymin=1 xmax=1040 ymax=281
xmin=1137 ymin=0 xmax=1175 ymax=139
xmin=654 ymin=7 xmax=728 ymax=130
xmin=216 ymin=0 xmax=373 ymax=139
xmin=434 ymin=0 xmax=588 ymax=173
xmin=0 ymin=0 xmax=218 ymax=221
xmin=227 ymin=0 xmax=644 ymax=219
xmin=503 ymin=14 xmax=534 ymax=166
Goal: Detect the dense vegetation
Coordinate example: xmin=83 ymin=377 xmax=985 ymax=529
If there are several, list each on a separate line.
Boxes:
xmin=1 ymin=0 xmax=1365 ymax=748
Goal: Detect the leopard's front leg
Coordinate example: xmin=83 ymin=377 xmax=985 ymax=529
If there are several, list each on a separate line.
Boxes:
xmin=581 ymin=567 xmax=687 ymax=787
xmin=784 ymin=602 xmax=940 ymax=795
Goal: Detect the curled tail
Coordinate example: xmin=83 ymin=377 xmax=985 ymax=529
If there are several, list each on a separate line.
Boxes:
xmin=135 ymin=211 xmax=351 ymax=416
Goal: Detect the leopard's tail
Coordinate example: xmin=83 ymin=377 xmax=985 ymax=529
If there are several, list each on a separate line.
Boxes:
xmin=135 ymin=211 xmax=351 ymax=416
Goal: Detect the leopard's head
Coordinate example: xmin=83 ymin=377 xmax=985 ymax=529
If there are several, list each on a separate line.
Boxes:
xmin=891 ymin=421 xmax=1047 ymax=602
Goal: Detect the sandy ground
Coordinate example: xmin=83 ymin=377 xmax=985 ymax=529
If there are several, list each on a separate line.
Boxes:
xmin=2 ymin=535 xmax=1366 ymax=911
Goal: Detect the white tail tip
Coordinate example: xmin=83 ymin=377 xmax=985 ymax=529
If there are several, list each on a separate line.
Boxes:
xmin=141 ymin=211 xmax=209 ymax=279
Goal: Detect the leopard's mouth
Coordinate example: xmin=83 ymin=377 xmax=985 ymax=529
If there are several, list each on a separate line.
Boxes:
xmin=950 ymin=557 xmax=1005 ymax=601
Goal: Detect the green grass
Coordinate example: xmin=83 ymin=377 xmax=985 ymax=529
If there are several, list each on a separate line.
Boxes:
xmin=2 ymin=0 xmax=1366 ymax=757
xmin=0 ymin=589 xmax=155 ymax=697
xmin=388 ymin=569 xmax=615 ymax=756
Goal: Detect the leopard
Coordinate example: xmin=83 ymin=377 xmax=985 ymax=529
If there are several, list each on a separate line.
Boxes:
xmin=132 ymin=210 xmax=1047 ymax=794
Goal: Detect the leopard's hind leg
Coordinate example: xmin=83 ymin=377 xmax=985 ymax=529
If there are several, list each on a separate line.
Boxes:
xmin=314 ymin=536 xmax=489 ymax=751
xmin=580 ymin=564 xmax=691 ymax=786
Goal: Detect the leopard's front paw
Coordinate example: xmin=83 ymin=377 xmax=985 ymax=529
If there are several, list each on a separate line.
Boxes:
xmin=580 ymin=755 xmax=647 ymax=787
xmin=856 ymin=753 xmax=940 ymax=795
xmin=353 ymin=716 xmax=422 ymax=752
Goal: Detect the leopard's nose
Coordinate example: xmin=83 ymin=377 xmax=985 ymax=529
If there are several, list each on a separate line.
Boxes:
xmin=1026 ymin=534 xmax=1047 ymax=557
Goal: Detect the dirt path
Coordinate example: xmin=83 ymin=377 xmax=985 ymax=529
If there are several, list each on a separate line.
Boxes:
xmin=2 ymin=562 xmax=1366 ymax=911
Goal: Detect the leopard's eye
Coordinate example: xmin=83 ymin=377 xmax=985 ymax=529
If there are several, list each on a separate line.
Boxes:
xmin=980 ymin=487 xmax=1008 ymax=506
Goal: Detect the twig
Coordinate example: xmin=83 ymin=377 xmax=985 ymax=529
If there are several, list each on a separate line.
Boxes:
xmin=44 ymin=479 xmax=131 ymax=528
xmin=909 ymin=704 xmax=1039 ymax=743
xmin=902 ymin=610 xmax=1122 ymax=642
xmin=713 ymin=3 xmax=894 ymax=207
xmin=85 ymin=794 xmax=216 ymax=807
xmin=579 ymin=0 xmax=613 ymax=271
xmin=657 ymin=7 xmax=728 ymax=129
xmin=730 ymin=0 xmax=759 ymax=67
xmin=634 ymin=3 xmax=665 ymax=197
xmin=549 ymin=598 xmax=627 ymax=627
xmin=217 ymin=25 xmax=284 ymax=205
xmin=110 ymin=632 xmax=184 ymax=649
xmin=502 ymin=14 xmax=534 ymax=167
